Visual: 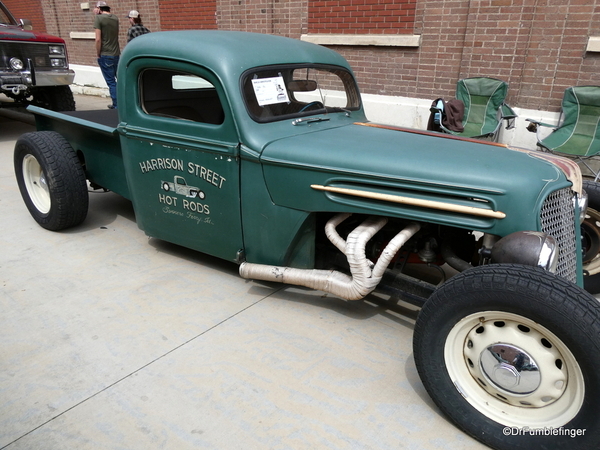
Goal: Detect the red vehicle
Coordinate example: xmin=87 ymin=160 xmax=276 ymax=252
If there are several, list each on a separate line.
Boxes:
xmin=0 ymin=1 xmax=75 ymax=110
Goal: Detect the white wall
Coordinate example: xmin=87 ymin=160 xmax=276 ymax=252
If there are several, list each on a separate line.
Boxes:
xmin=70 ymin=64 xmax=560 ymax=151
xmin=361 ymin=92 xmax=561 ymax=152
xmin=69 ymin=64 xmax=111 ymax=97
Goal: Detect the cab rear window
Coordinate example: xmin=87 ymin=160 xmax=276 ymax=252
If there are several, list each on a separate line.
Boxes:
xmin=140 ymin=68 xmax=225 ymax=125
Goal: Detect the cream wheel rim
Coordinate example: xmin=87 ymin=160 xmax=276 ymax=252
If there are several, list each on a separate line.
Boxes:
xmin=444 ymin=311 xmax=584 ymax=428
xmin=22 ymin=154 xmax=51 ymax=214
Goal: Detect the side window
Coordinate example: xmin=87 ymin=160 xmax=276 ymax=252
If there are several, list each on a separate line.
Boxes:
xmin=140 ymin=68 xmax=225 ymax=125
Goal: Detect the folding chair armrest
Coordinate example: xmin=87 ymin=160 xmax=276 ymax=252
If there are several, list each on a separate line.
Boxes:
xmin=437 ymin=122 xmax=456 ymax=135
xmin=525 ymin=118 xmax=556 ymax=129
xmin=500 ymin=103 xmax=517 ymax=130
xmin=525 ymin=118 xmax=558 ymax=148
xmin=500 ymin=103 xmax=517 ymax=119
xmin=430 ymin=99 xmax=444 ymax=113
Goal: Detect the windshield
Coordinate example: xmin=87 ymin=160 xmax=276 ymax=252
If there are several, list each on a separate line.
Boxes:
xmin=0 ymin=4 xmax=17 ymax=26
xmin=242 ymin=64 xmax=361 ymax=123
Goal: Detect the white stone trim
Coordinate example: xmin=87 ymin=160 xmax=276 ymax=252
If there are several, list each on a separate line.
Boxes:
xmin=69 ymin=32 xmax=95 ymax=40
xmin=301 ymin=34 xmax=421 ymax=47
xmin=586 ymin=36 xmax=600 ymax=52
xmin=69 ymin=64 xmax=109 ymax=97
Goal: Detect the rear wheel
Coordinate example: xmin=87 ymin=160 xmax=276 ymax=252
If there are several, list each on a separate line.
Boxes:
xmin=414 ymin=264 xmax=600 ymax=450
xmin=14 ymin=131 xmax=88 ymax=230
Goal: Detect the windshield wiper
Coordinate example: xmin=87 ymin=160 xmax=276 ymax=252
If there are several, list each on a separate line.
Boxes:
xmin=292 ymin=117 xmax=330 ymax=126
xmin=330 ymin=107 xmax=352 ymax=116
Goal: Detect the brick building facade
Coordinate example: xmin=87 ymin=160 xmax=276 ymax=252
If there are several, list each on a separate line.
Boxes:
xmin=5 ymin=0 xmax=600 ymax=113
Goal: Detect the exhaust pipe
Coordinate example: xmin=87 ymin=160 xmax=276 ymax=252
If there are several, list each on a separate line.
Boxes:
xmin=239 ymin=214 xmax=420 ymax=300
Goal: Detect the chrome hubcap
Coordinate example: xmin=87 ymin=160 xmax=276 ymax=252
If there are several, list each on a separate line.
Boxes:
xmin=480 ymin=343 xmax=540 ymax=394
xmin=462 ymin=318 xmax=567 ymax=408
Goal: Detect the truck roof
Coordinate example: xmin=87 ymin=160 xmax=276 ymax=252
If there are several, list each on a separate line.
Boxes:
xmin=120 ymin=30 xmax=353 ymax=86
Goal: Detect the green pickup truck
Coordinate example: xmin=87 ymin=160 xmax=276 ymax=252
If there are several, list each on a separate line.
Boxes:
xmin=13 ymin=31 xmax=600 ymax=449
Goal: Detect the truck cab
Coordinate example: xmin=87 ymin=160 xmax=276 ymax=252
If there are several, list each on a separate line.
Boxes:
xmin=14 ymin=31 xmax=600 ymax=450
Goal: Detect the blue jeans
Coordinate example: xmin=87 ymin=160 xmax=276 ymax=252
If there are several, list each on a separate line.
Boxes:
xmin=98 ymin=55 xmax=119 ymax=107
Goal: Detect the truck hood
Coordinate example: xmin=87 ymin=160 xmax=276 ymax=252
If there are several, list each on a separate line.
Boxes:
xmin=259 ymin=122 xmax=579 ymax=235
xmin=0 ymin=26 xmax=64 ymax=43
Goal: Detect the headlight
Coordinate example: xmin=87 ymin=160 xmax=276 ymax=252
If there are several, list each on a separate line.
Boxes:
xmin=48 ymin=45 xmax=65 ymax=55
xmin=491 ymin=231 xmax=558 ymax=273
xmin=50 ymin=58 xmax=66 ymax=68
xmin=9 ymin=57 xmax=24 ymax=70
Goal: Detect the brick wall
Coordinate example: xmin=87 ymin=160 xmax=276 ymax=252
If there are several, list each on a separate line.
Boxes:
xmin=217 ymin=0 xmax=307 ymax=35
xmin=160 ymin=0 xmax=216 ymax=30
xmin=336 ymin=0 xmax=600 ymax=111
xmin=217 ymin=0 xmax=270 ymax=32
xmin=308 ymin=0 xmax=416 ymax=35
xmin=2 ymin=0 xmax=45 ymax=32
xmin=5 ymin=0 xmax=600 ymax=111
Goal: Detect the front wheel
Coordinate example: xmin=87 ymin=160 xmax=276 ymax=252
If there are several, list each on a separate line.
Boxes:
xmin=582 ymin=179 xmax=600 ymax=293
xmin=14 ymin=131 xmax=88 ymax=231
xmin=413 ymin=264 xmax=600 ymax=450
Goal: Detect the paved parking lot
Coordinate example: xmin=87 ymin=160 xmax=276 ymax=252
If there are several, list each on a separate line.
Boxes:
xmin=0 ymin=96 xmax=487 ymax=450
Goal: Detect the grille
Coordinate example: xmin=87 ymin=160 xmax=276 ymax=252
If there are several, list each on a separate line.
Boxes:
xmin=0 ymin=42 xmax=58 ymax=69
xmin=540 ymin=188 xmax=578 ymax=283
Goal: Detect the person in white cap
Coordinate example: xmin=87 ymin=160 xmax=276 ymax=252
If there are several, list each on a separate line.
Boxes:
xmin=93 ymin=1 xmax=120 ymax=109
xmin=126 ymin=10 xmax=151 ymax=43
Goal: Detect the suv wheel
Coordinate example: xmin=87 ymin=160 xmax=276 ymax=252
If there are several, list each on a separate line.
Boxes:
xmin=30 ymin=86 xmax=76 ymax=111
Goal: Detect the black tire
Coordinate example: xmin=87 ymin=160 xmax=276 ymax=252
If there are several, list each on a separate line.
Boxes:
xmin=30 ymin=86 xmax=76 ymax=111
xmin=14 ymin=131 xmax=88 ymax=231
xmin=582 ymin=180 xmax=600 ymax=293
xmin=413 ymin=264 xmax=600 ymax=450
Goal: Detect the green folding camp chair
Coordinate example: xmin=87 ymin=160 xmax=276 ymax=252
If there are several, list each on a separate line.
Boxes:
xmin=431 ymin=77 xmax=517 ymax=141
xmin=526 ymin=86 xmax=600 ymax=181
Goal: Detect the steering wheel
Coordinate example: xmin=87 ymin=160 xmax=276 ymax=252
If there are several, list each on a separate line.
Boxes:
xmin=300 ymin=101 xmax=324 ymax=112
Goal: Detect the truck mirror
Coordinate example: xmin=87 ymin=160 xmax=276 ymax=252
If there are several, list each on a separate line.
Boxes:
xmin=19 ymin=19 xmax=33 ymax=30
xmin=288 ymin=80 xmax=317 ymax=92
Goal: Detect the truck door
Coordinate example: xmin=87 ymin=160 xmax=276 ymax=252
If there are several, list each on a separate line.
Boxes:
xmin=118 ymin=59 xmax=243 ymax=262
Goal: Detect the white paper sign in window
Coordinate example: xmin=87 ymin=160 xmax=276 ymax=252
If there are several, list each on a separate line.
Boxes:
xmin=252 ymin=76 xmax=289 ymax=106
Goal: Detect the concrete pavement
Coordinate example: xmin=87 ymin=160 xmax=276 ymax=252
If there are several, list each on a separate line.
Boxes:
xmin=0 ymin=95 xmax=487 ymax=449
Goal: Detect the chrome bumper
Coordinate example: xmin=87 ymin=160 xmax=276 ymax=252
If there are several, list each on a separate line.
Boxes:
xmin=0 ymin=68 xmax=75 ymax=93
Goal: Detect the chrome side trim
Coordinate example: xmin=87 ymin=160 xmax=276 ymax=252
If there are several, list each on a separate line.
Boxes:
xmin=311 ymin=184 xmax=506 ymax=219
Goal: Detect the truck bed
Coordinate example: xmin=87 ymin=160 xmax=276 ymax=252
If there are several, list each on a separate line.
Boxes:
xmin=61 ymin=109 xmax=120 ymax=128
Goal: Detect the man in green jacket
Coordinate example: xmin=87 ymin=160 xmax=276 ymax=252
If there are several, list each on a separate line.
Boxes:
xmin=94 ymin=1 xmax=120 ymax=109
